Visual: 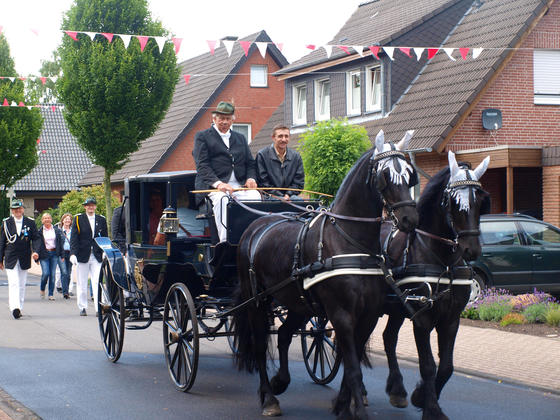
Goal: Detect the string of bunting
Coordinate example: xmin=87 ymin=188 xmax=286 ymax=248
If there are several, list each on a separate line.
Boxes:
xmin=0 ymin=98 xmax=63 ymax=111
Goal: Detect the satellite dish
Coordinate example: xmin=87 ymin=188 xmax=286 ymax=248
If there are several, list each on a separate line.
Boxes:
xmin=482 ymin=108 xmax=502 ymax=130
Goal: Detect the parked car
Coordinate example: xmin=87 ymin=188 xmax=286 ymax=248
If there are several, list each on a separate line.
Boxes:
xmin=469 ymin=214 xmax=560 ymax=299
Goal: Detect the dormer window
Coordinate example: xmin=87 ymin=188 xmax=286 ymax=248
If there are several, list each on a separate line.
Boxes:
xmin=250 ymin=65 xmax=268 ymax=87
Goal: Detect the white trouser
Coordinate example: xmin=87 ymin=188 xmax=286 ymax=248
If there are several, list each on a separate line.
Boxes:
xmin=7 ymin=261 xmax=27 ymax=312
xmin=76 ymin=253 xmax=102 ymax=311
xmin=209 ymin=189 xmax=261 ymax=242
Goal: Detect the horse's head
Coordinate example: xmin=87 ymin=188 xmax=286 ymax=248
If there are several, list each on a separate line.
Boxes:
xmin=443 ymin=151 xmax=491 ymax=261
xmin=371 ymin=130 xmax=419 ymax=233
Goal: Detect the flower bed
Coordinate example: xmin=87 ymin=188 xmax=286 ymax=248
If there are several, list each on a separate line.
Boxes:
xmin=462 ymin=288 xmax=560 ymax=327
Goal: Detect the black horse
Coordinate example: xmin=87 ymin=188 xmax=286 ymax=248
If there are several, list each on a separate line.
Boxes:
xmin=381 ymin=151 xmax=490 ymax=420
xmin=233 ymin=130 xmax=419 ymax=419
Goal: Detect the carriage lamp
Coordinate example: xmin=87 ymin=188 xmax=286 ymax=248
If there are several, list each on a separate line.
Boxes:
xmin=159 ymin=206 xmax=179 ymax=234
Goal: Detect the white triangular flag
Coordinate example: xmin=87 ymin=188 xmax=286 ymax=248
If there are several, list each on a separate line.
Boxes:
xmin=154 ymin=36 xmax=166 ymax=53
xmin=222 ymin=40 xmax=235 ymax=57
xmin=83 ymin=31 xmax=96 ymax=41
xmin=255 ymin=42 xmax=268 ymax=58
xmin=413 ymin=47 xmax=424 ymax=61
xmin=119 ymin=34 xmax=132 ymax=48
xmin=11 ymin=101 xmax=16 ymax=106
xmin=443 ymin=48 xmax=456 ymax=61
xmin=472 ymin=48 xmax=484 ymax=59
xmin=323 ymin=45 xmax=332 ymax=58
xmin=8 ymin=77 xmax=15 ymax=82
xmin=50 ymin=76 xmax=58 ymax=83
xmin=27 ymin=106 xmax=33 ymax=110
xmin=383 ymin=47 xmax=395 ymax=60
xmin=352 ymin=46 xmax=364 ymax=57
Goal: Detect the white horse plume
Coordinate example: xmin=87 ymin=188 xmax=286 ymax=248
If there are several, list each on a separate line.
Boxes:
xmin=448 ymin=150 xmax=490 ymax=212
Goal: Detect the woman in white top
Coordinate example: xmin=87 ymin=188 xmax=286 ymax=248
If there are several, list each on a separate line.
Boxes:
xmin=38 ymin=213 xmax=65 ymax=300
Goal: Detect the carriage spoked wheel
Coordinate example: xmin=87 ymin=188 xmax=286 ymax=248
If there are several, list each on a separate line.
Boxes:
xmin=97 ymin=259 xmax=125 ymax=363
xmin=300 ymin=316 xmax=342 ymax=385
xmin=163 ymin=283 xmax=199 ymax=392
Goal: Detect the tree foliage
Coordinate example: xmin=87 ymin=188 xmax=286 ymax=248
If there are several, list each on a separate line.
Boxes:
xmin=25 ymin=51 xmax=61 ymax=104
xmin=35 ymin=184 xmax=120 ymax=227
xmin=57 ymin=0 xmax=180 ymax=221
xmin=298 ymin=119 xmax=371 ymax=201
xmin=0 ymin=34 xmax=43 ymax=218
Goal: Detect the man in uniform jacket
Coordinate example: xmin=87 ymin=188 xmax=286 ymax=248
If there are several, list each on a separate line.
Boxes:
xmin=69 ymin=197 xmax=108 ymax=316
xmin=256 ymin=124 xmax=305 ymax=200
xmin=193 ymin=101 xmax=260 ymax=242
xmin=0 ymin=199 xmax=40 ymax=319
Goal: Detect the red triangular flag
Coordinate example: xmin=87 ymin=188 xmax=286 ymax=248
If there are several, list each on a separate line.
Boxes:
xmin=137 ymin=36 xmax=149 ymax=52
xmin=274 ymin=42 xmax=283 ymax=51
xmin=37 ymin=138 xmax=40 ymax=144
xmin=459 ymin=48 xmax=470 ymax=60
xmin=368 ymin=46 xmax=380 ymax=59
xmin=18 ymin=102 xmax=25 ymax=107
xmin=207 ymin=40 xmax=217 ymax=55
xmin=40 ymin=77 xmax=47 ymax=85
xmin=64 ymin=31 xmax=79 ymax=41
xmin=183 ymin=75 xmax=191 ymax=85
xmin=51 ymin=105 xmax=56 ymax=112
xmin=2 ymin=98 xmax=8 ymax=106
xmin=427 ymin=48 xmax=439 ymax=59
xmin=19 ymin=77 xmax=26 ymax=81
xmin=172 ymin=37 xmax=183 ymax=55
xmin=306 ymin=44 xmax=316 ymax=51
xmin=101 ymin=33 xmax=114 ymax=42
xmin=337 ymin=45 xmax=350 ymax=55
xmin=399 ymin=47 xmax=411 ymax=57
xmin=239 ymin=41 xmax=251 ymax=56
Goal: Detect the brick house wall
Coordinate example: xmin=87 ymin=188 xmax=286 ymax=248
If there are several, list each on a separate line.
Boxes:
xmin=158 ymin=51 xmax=285 ymax=172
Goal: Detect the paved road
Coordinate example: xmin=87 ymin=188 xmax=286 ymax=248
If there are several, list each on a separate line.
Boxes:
xmin=0 ymin=274 xmax=559 ymax=419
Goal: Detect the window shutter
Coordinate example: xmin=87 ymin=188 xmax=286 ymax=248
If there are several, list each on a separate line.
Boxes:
xmin=534 ymin=50 xmax=560 ymax=95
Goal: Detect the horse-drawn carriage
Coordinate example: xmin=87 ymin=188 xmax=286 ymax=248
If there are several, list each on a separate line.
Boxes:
xmin=95 ymin=170 xmax=341 ymax=392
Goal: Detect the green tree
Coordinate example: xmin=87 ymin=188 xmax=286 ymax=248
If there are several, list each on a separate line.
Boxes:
xmin=35 ymin=185 xmax=120 ymax=228
xmin=298 ymin=119 xmax=371 ymax=202
xmin=0 ymin=34 xmax=43 ymax=218
xmin=25 ymin=51 xmax=61 ymax=104
xmin=57 ymin=0 xmax=179 ymax=222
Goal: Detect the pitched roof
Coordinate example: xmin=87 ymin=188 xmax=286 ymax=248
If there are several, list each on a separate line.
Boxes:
xmin=80 ymin=30 xmax=287 ymax=185
xmin=14 ymin=105 xmax=92 ymax=192
xmin=277 ymin=0 xmax=461 ymax=75
xmin=363 ymin=0 xmax=551 ymax=151
xmin=249 ymin=101 xmax=286 ymax=155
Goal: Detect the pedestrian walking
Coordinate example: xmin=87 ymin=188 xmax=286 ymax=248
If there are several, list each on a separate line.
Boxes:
xmin=37 ymin=213 xmax=66 ymax=301
xmin=69 ymin=197 xmax=108 ymax=316
xmin=0 ymin=199 xmax=40 ymax=319
xmin=59 ymin=213 xmax=73 ymax=299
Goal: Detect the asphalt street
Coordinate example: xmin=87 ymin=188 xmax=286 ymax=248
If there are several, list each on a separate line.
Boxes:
xmin=0 ymin=274 xmax=559 ymax=419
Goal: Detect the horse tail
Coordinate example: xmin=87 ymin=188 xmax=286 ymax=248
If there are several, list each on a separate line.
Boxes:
xmin=232 ymin=228 xmax=271 ymax=373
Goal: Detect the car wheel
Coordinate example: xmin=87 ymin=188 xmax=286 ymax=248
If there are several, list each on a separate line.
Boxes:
xmin=469 ymin=273 xmax=486 ymax=304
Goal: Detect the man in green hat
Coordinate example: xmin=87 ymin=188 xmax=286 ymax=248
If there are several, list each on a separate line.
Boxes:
xmin=0 ymin=199 xmax=40 ymax=319
xmin=193 ymin=101 xmax=260 ymax=242
xmin=69 ymin=196 xmax=108 ymax=316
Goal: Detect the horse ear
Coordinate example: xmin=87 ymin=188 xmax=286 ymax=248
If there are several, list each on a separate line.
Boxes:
xmin=448 ymin=150 xmax=460 ymax=179
xmin=473 ymin=156 xmax=490 ymax=180
xmin=375 ymin=130 xmax=385 ymax=153
xmin=396 ymin=130 xmax=414 ymax=151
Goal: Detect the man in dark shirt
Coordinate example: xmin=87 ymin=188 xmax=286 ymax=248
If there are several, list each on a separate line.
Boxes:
xmin=256 ymin=124 xmax=305 ymax=200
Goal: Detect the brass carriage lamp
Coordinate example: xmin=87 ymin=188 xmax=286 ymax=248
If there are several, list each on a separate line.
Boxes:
xmin=159 ymin=206 xmax=179 ymax=234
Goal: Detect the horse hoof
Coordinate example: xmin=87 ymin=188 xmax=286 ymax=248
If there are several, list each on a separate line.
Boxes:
xmin=362 ymin=394 xmax=369 ymax=406
xmin=270 ymin=376 xmax=290 ymax=395
xmin=411 ymin=388 xmax=425 ymax=409
xmin=262 ymin=405 xmax=282 ymax=417
xmin=389 ymin=394 xmax=408 ymax=408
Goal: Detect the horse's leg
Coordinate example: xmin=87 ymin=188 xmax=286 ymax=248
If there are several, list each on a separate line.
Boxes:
xmin=434 ymin=316 xmax=460 ymax=400
xmin=270 ymin=311 xmax=305 ymax=395
xmin=354 ymin=311 xmax=379 ymax=410
xmin=383 ymin=313 xmax=408 ymax=408
xmin=410 ymin=324 xmax=448 ymax=420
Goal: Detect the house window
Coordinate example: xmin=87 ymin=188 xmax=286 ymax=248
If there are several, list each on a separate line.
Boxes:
xmin=534 ymin=49 xmax=560 ymax=105
xmin=292 ymin=84 xmax=307 ymax=125
xmin=250 ymin=65 xmax=268 ymax=87
xmin=233 ymin=123 xmax=252 ymax=143
xmin=314 ymin=79 xmax=331 ymax=121
xmin=365 ymin=65 xmax=382 ymax=112
xmin=347 ymin=69 xmax=361 ymax=115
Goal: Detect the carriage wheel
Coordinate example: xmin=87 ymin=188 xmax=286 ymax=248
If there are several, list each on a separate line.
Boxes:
xmin=163 ymin=283 xmax=199 ymax=392
xmin=300 ymin=316 xmax=342 ymax=385
xmin=223 ymin=314 xmax=238 ymax=354
xmin=97 ymin=259 xmax=125 ymax=363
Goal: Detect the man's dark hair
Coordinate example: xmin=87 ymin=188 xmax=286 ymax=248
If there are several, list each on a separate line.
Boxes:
xmin=271 ymin=124 xmax=290 ymax=137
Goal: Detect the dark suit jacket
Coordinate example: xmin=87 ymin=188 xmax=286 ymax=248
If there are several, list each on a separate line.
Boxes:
xmin=37 ymin=225 xmax=65 ymax=260
xmin=0 ymin=216 xmax=40 ymax=270
xmin=256 ymin=145 xmax=305 ymax=197
xmin=193 ymin=127 xmax=257 ymax=199
xmin=70 ymin=213 xmax=108 ymax=263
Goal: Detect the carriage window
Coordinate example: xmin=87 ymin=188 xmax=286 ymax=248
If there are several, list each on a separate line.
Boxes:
xmin=520 ymin=221 xmax=560 ymax=245
xmin=292 ymin=84 xmax=307 ymax=126
xmin=314 ymin=78 xmax=331 ymax=121
xmin=480 ymin=221 xmax=520 ymax=246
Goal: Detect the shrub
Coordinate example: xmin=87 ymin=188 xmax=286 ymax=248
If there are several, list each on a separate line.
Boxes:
xmin=545 ymin=306 xmax=560 ymax=327
xmin=500 ymin=313 xmax=526 ymax=327
xmin=461 ymin=306 xmax=480 ymax=320
xmin=522 ymin=303 xmax=549 ymax=323
xmin=478 ymin=302 xmax=512 ymax=322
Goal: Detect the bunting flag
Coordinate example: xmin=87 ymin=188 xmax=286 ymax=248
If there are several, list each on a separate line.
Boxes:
xmin=443 ymin=48 xmax=456 ymax=61
xmin=64 ymin=31 xmax=78 ymax=41
xmin=274 ymin=42 xmax=283 ymax=51
xmin=460 ymin=47 xmax=470 ymax=59
xmin=101 ymin=33 xmax=114 ymax=42
xmin=84 ymin=31 xmax=96 ymax=41
xmin=154 ymin=37 xmax=166 ymax=53
xmin=306 ymin=44 xmax=316 ymax=51
xmin=137 ymin=35 xmax=149 ymax=52
xmin=413 ymin=47 xmax=424 ymax=60
xmin=239 ymin=41 xmax=251 ymax=56
xmin=368 ymin=46 xmax=380 ymax=59
xmin=172 ymin=37 xmax=182 ymax=55
xmin=399 ymin=47 xmax=411 ymax=57
xmin=383 ymin=47 xmax=395 ymax=61
xmin=40 ymin=77 xmax=47 ymax=85
xmin=207 ymin=40 xmax=218 ymax=55
xmin=222 ymin=40 xmax=234 ymax=57
xmin=337 ymin=45 xmax=350 ymax=55
xmin=473 ymin=48 xmax=484 ymax=59
xmin=255 ymin=42 xmax=268 ymax=58
xmin=183 ymin=74 xmax=191 ymax=85
xmin=427 ymin=48 xmax=439 ymax=59
xmin=119 ymin=34 xmax=132 ymax=48
xmin=352 ymin=46 xmax=364 ymax=57
xmin=323 ymin=45 xmax=333 ymax=58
